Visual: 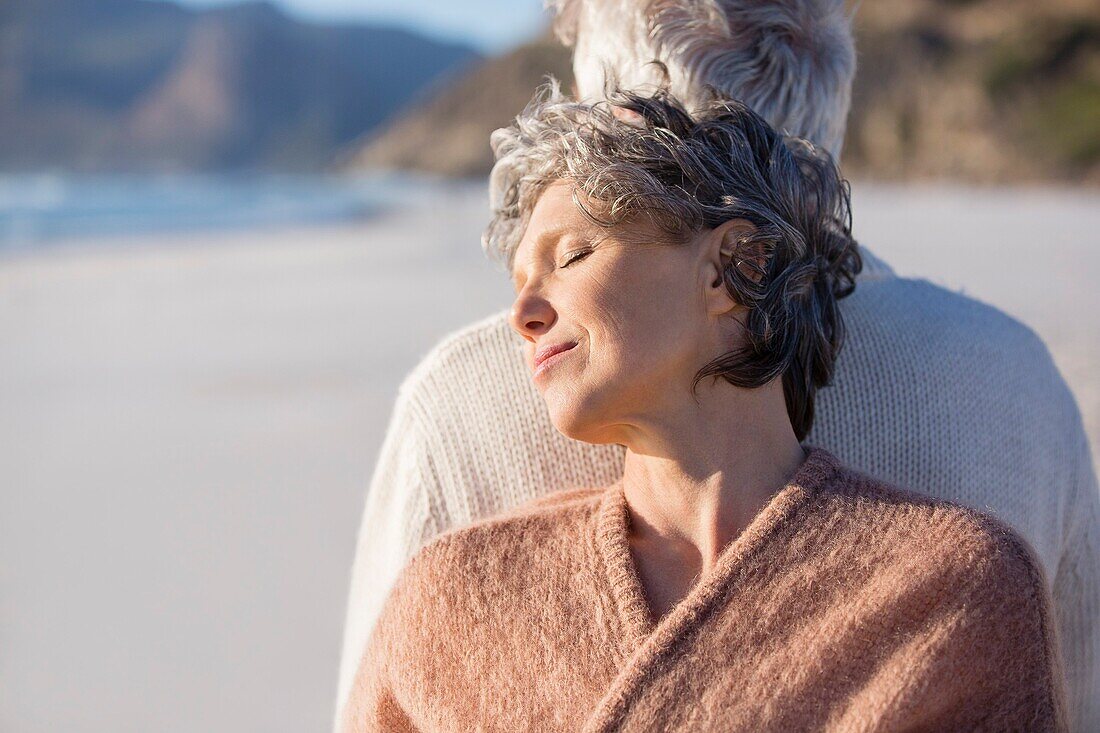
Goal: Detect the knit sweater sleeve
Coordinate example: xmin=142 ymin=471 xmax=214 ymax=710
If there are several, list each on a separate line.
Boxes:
xmin=1053 ymin=426 xmax=1100 ymax=733
xmin=332 ymin=384 xmax=447 ymax=733
xmin=882 ymin=520 xmax=1070 ymax=732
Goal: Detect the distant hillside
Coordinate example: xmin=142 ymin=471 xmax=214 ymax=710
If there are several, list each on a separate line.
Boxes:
xmin=0 ymin=0 xmax=480 ymax=172
xmin=844 ymin=0 xmax=1100 ymax=183
xmin=346 ymin=0 xmax=1100 ymax=185
xmin=338 ymin=36 xmax=573 ymax=177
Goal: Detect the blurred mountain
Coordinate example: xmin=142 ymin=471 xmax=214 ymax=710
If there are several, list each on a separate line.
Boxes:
xmin=337 ymin=35 xmax=573 ymax=178
xmin=345 ymin=0 xmax=1100 ymax=184
xmin=844 ymin=0 xmax=1100 ymax=184
xmin=0 ymin=0 xmax=480 ymax=172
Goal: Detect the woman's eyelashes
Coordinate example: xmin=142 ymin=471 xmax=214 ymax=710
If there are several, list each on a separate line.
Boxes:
xmin=561 ymin=247 xmax=593 ymax=268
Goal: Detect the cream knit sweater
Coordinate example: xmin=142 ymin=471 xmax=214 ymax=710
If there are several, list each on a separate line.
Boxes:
xmin=342 ymin=447 xmax=1068 ymax=732
xmin=334 ymin=247 xmax=1099 ymax=731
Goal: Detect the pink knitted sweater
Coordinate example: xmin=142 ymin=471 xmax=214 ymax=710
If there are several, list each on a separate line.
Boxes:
xmin=342 ymin=448 xmax=1068 ymax=732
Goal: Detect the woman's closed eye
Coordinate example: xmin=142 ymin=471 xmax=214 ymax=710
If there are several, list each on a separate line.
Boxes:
xmin=560 ymin=247 xmax=593 ymax=268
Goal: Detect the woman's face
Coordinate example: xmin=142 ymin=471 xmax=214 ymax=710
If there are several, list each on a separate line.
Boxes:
xmin=509 ymin=181 xmax=742 ymax=444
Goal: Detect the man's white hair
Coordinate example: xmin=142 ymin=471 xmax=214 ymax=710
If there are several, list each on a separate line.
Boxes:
xmin=545 ymin=0 xmax=856 ymax=158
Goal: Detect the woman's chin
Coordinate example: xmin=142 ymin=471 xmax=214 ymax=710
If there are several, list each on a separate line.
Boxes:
xmin=545 ymin=395 xmax=614 ymax=445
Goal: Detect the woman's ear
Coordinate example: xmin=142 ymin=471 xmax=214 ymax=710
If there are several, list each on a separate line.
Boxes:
xmin=718 ymin=219 xmax=766 ymax=287
xmin=703 ymin=218 xmax=763 ymax=315
xmin=704 ymin=220 xmax=756 ymax=316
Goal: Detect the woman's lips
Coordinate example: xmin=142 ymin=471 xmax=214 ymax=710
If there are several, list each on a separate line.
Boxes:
xmin=533 ymin=341 xmax=577 ymax=379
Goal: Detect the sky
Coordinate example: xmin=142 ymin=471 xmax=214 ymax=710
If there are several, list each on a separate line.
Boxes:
xmin=174 ymin=0 xmax=552 ymax=53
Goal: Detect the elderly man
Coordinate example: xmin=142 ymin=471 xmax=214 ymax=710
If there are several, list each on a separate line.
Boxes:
xmin=334 ymin=0 xmax=1099 ymax=730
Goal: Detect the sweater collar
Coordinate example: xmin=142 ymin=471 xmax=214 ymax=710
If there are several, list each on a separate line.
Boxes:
xmin=592 ymin=445 xmax=842 ymax=651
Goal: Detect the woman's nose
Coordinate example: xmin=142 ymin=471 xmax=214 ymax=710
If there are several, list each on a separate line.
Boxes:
xmin=509 ymin=289 xmax=557 ymax=341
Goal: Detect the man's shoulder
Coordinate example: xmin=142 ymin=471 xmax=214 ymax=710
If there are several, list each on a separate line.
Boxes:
xmin=831 ymin=274 xmax=1077 ymax=415
xmin=847 ymin=274 xmax=1048 ymax=356
xmin=399 ymin=310 xmax=516 ymax=396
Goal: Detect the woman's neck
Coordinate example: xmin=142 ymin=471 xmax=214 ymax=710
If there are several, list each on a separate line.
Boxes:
xmin=619 ymin=378 xmax=806 ymax=575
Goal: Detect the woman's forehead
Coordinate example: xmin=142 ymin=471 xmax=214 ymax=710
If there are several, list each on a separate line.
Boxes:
xmin=528 ymin=180 xmax=582 ymax=224
xmin=515 ymin=187 xmax=592 ymax=253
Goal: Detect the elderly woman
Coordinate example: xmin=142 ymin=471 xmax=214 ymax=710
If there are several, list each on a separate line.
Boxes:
xmin=341 ymin=84 xmax=1067 ymax=732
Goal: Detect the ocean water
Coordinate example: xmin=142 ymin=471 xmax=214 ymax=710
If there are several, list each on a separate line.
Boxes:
xmin=0 ymin=172 xmax=452 ymax=250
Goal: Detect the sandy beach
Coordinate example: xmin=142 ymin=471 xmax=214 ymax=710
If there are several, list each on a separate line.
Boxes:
xmin=1 ymin=182 xmax=1097 ymax=732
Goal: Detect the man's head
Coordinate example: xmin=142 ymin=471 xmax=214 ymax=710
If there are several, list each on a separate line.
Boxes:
xmin=546 ymin=0 xmax=856 ymax=158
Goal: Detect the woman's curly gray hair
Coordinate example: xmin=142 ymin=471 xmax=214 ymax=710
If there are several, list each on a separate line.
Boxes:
xmin=484 ymin=79 xmax=861 ymax=442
